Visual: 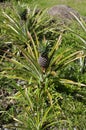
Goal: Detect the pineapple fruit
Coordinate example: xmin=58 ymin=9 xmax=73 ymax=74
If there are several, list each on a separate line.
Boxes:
xmin=38 ymin=40 xmax=50 ymax=71
xmin=38 ymin=52 xmax=49 ymax=69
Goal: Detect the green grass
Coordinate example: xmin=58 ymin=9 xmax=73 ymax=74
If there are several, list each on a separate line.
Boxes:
xmin=27 ymin=0 xmax=86 ymax=16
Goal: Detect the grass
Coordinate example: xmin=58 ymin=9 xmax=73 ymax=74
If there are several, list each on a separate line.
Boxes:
xmin=26 ymin=0 xmax=86 ymax=16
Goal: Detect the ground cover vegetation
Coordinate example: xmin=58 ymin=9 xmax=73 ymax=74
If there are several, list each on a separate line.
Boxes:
xmin=0 ymin=0 xmax=86 ymax=130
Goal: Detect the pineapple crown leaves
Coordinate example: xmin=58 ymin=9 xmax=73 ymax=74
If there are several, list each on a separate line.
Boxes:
xmin=38 ymin=38 xmax=51 ymax=57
